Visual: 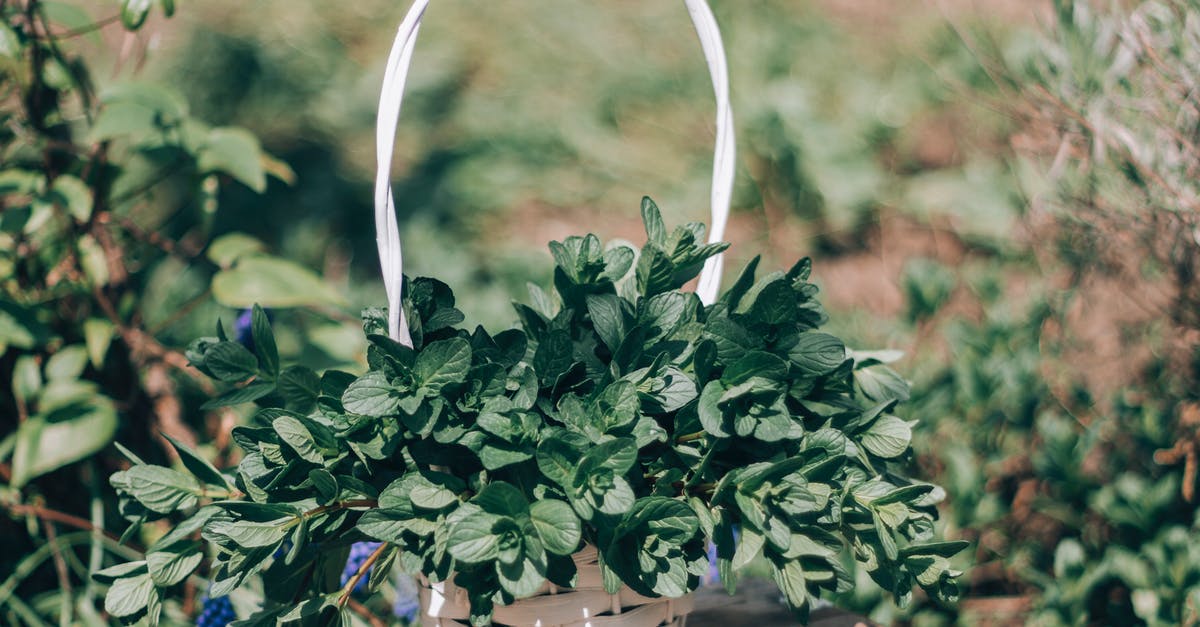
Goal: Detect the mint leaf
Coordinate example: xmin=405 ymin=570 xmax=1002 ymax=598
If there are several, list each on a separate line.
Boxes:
xmin=415 ymin=337 xmax=472 ymax=392
xmin=342 ymin=371 xmax=400 ymax=416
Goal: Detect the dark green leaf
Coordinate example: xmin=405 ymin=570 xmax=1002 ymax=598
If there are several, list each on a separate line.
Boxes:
xmin=415 ymin=337 xmax=472 ymax=393
xmin=250 ymin=305 xmax=279 ymax=377
xmin=162 ymin=433 xmax=231 ymax=489
xmin=204 ymin=342 xmax=259 ymax=382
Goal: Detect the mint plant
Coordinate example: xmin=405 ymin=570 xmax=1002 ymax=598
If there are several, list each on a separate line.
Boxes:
xmin=102 ymin=199 xmax=964 ymax=625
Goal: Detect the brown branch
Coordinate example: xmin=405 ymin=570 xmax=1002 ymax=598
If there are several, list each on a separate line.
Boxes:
xmin=41 ymin=517 xmax=74 ymax=621
xmin=99 ymin=210 xmax=204 ymax=261
xmin=346 ymin=598 xmax=387 ymax=627
xmin=42 ymin=14 xmax=120 ymax=39
xmin=4 ymin=502 xmax=122 ymax=544
xmin=337 ymin=542 xmax=388 ymax=608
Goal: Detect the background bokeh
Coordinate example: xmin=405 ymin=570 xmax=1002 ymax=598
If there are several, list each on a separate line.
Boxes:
xmin=3 ymin=0 xmax=1199 ymax=624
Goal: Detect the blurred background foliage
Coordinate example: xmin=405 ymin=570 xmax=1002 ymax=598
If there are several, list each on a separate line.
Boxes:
xmin=2 ymin=0 xmax=1199 ymax=625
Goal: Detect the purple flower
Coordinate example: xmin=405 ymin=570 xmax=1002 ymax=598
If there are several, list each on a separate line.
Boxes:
xmin=704 ymin=527 xmax=740 ymax=586
xmin=341 ymin=541 xmax=383 ymax=596
xmin=233 ymin=308 xmax=255 ymax=350
xmin=393 ymin=573 xmax=421 ymax=622
xmin=196 ymin=595 xmax=235 ymax=627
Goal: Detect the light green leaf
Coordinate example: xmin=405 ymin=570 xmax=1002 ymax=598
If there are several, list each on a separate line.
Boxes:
xmin=272 ymin=415 xmax=323 ymax=464
xmin=147 ymin=544 xmax=203 ymax=586
xmin=207 ymin=233 xmax=266 ymax=268
xmin=109 ymin=465 xmax=201 ymax=514
xmin=120 ymin=0 xmax=153 ymax=29
xmin=198 ymin=127 xmax=268 ymax=192
xmin=341 ymin=371 xmax=400 ymax=417
xmin=860 ymin=415 xmax=912 ymax=458
xmin=212 ymin=256 xmax=346 ymax=308
xmin=45 ymin=345 xmax=88 ymax=381
xmin=785 ymin=332 xmax=847 ymax=376
xmin=49 ymin=175 xmax=92 ymax=222
xmin=84 ymin=318 xmax=115 ymax=367
xmin=530 ymin=500 xmax=581 ymax=556
xmin=12 ymin=354 xmax=41 ymax=406
xmin=11 ymin=395 xmax=117 ymax=488
xmin=447 ymin=511 xmax=500 ymax=564
xmin=104 ymin=572 xmax=155 ymax=618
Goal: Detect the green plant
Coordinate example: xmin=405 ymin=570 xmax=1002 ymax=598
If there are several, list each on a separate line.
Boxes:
xmin=0 ymin=1 xmax=358 ymax=623
xmin=100 ymin=200 xmax=964 ymax=625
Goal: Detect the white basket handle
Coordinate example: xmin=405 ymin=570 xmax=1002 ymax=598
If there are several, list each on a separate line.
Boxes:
xmin=376 ymin=0 xmax=736 ymax=345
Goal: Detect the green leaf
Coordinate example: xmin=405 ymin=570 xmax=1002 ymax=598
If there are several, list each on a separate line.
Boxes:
xmin=205 ymin=506 xmax=296 ymax=548
xmin=0 ymin=23 xmax=19 ymax=58
xmin=250 ymin=305 xmax=278 ymax=377
xmin=860 ymin=415 xmax=912 ymax=458
xmin=147 ymin=544 xmax=203 ymax=586
xmin=49 ymin=175 xmax=92 ymax=222
xmin=162 ymin=433 xmax=231 ymax=489
xmin=785 ymin=332 xmax=847 ymax=376
xmin=586 ymin=294 xmax=626 ymax=353
xmin=697 ymin=381 xmax=730 ymax=438
xmin=641 ymin=196 xmax=667 ymax=244
xmin=854 ymin=363 xmax=910 ymax=403
xmin=473 ymin=482 xmax=529 ymax=518
xmin=83 ymin=318 xmax=115 ymax=367
xmin=11 ymin=395 xmax=117 ymax=487
xmin=447 ymin=510 xmax=500 ymax=563
xmin=110 ymin=465 xmax=201 ymax=514
xmin=198 ymin=127 xmax=268 ymax=192
xmin=272 ymin=415 xmax=324 ymax=464
xmin=410 ymin=477 xmax=460 ymax=510
xmin=530 ymin=500 xmax=581 ymax=555
xmin=212 ymin=256 xmax=346 ymax=308
xmin=120 ymin=0 xmax=153 ymax=30
xmin=723 ymin=351 xmax=789 ymax=386
xmin=104 ymin=572 xmax=155 ymax=618
xmin=536 ymin=436 xmax=579 ymax=488
xmin=414 ymin=337 xmax=472 ymax=392
xmin=204 ymin=341 xmax=259 ymax=382
xmin=12 ymin=354 xmax=41 ymax=406
xmin=93 ymin=561 xmax=147 ymax=584
xmin=342 ymin=371 xmax=400 ymax=417
xmin=207 ymin=233 xmax=266 ymax=268
xmin=201 ymin=381 xmax=274 ymax=409
xmin=277 ymin=365 xmax=321 ymax=412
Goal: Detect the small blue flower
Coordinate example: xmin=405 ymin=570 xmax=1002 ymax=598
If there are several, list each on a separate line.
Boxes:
xmin=196 ymin=595 xmax=236 ymax=627
xmin=341 ymin=541 xmax=383 ymax=596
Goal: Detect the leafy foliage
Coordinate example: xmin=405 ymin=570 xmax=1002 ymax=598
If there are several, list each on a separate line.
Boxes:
xmin=103 ymin=201 xmax=963 ymax=625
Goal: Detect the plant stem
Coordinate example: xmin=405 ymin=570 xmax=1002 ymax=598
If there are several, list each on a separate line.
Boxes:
xmin=39 ymin=518 xmax=73 ymax=627
xmin=302 ymin=499 xmax=377 ymax=519
xmin=337 ymin=543 xmax=388 ymax=608
xmin=346 ymin=599 xmax=386 ymax=627
xmin=675 ymin=430 xmax=706 ymax=444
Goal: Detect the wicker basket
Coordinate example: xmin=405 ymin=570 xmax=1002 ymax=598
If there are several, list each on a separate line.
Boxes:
xmin=418 ymin=547 xmax=693 ymax=627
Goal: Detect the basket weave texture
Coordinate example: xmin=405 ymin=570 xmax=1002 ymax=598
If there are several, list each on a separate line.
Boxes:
xmin=419 ymin=546 xmax=694 ymax=627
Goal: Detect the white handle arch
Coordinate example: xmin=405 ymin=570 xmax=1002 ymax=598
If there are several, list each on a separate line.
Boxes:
xmin=375 ymin=0 xmax=735 ymax=345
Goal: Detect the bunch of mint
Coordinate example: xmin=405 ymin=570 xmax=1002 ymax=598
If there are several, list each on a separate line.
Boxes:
xmin=102 ymin=198 xmax=964 ymax=626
